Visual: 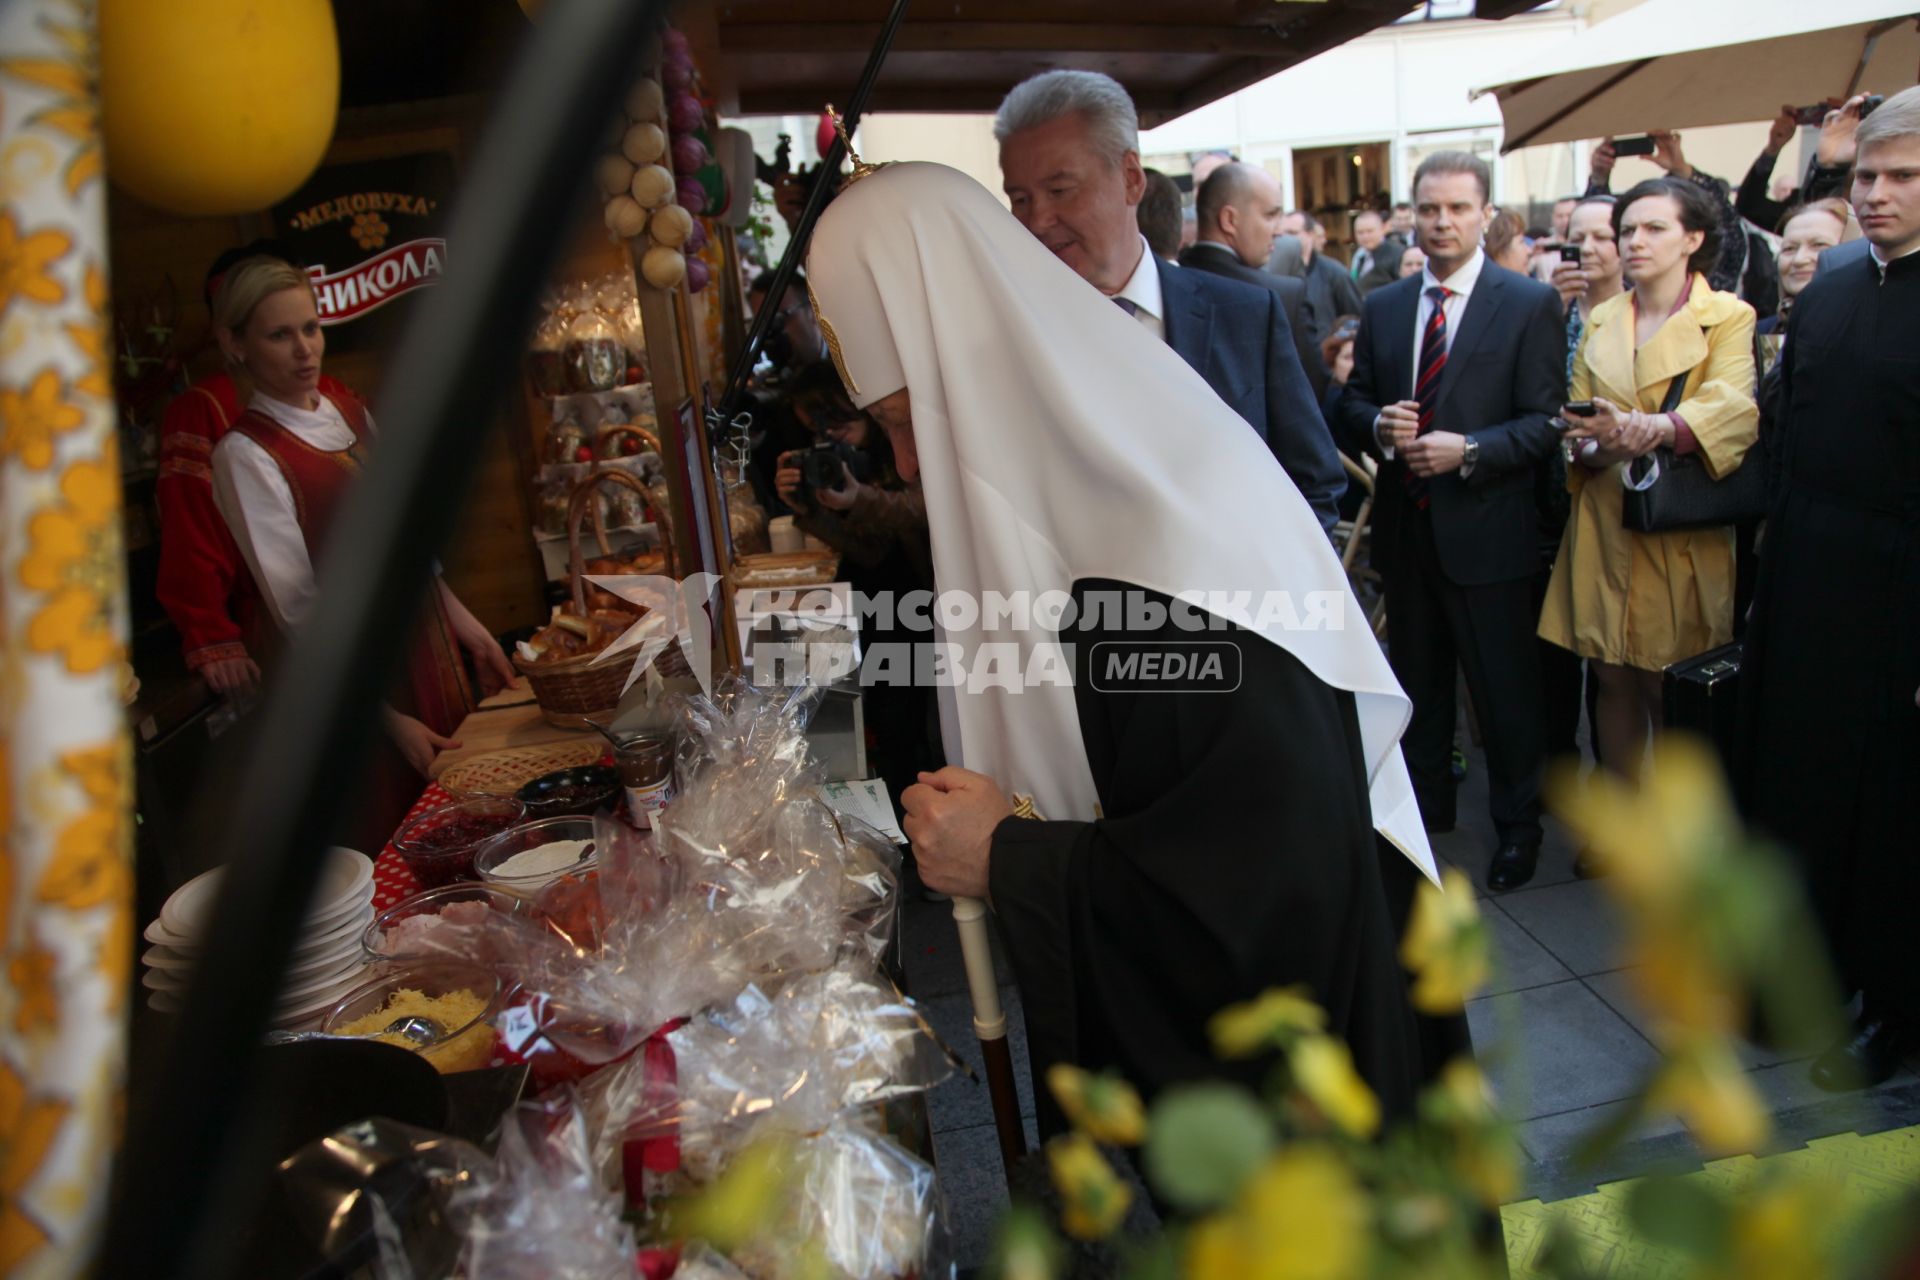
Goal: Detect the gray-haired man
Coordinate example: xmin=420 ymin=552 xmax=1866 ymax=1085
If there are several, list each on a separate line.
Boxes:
xmin=993 ymin=69 xmax=1345 ymax=532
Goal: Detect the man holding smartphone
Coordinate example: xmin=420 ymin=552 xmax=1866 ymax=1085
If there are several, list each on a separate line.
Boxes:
xmin=1338 ymin=152 xmax=1567 ymax=892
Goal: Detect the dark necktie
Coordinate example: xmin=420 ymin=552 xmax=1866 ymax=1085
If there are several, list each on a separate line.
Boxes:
xmin=1113 ymin=296 xmax=1138 ymax=317
xmin=1405 ymin=284 xmax=1452 ymax=509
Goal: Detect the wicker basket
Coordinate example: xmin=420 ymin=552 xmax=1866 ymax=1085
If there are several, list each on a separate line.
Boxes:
xmin=516 ymin=466 xmax=687 ymax=728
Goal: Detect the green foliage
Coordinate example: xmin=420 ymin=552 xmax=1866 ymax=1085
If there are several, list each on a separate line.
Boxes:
xmin=1141 ymin=1083 xmax=1275 ymax=1214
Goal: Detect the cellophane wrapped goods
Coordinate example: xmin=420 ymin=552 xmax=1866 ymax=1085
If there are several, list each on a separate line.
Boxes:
xmin=620 ymin=959 xmax=953 ymax=1182
xmin=656 ymin=680 xmax=900 ymax=982
xmin=725 ymin=1117 xmax=945 ymax=1280
xmin=450 ymin=1093 xmax=638 ymax=1280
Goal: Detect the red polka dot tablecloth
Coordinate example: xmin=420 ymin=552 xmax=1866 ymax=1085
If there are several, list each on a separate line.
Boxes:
xmin=370 ymin=782 xmax=448 ymax=909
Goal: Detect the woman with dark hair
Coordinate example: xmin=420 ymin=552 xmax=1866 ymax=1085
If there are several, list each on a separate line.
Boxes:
xmin=1539 ymin=177 xmax=1759 ymax=812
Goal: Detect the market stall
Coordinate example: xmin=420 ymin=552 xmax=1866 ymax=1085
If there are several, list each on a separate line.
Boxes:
xmin=85 ymin=3 xmax=1454 ymax=1277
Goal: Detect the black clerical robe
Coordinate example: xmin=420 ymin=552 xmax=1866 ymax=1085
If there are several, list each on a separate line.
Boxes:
xmin=988 ymin=581 xmax=1442 ymax=1134
xmin=1741 ymin=247 xmax=1920 ymax=1025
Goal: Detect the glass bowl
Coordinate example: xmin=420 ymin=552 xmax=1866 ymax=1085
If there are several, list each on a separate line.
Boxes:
xmin=321 ymin=961 xmax=505 ymax=1074
xmin=392 ymin=795 xmax=526 ymax=889
xmin=361 ymin=882 xmax=542 ymax=964
xmin=515 ymin=764 xmax=621 ymax=819
xmin=472 ymin=815 xmax=598 ymax=898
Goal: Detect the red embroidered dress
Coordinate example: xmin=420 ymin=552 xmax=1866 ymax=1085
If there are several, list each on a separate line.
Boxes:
xmin=220 ymin=391 xmax=472 ymax=738
xmin=155 ymin=371 xmax=357 ymax=671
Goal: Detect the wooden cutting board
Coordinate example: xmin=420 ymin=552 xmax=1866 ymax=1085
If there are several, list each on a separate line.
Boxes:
xmin=427 ymin=686 xmax=594 ymax=780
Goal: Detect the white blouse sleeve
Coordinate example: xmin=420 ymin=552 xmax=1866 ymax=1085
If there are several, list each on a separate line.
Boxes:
xmin=211 ymin=433 xmax=318 ymax=633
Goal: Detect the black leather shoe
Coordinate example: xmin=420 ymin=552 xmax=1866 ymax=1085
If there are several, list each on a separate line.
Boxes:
xmin=1810 ymin=1018 xmax=1908 ymax=1092
xmin=1485 ymin=844 xmax=1539 ymax=893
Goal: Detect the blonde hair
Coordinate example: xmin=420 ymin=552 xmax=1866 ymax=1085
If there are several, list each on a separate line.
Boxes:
xmin=1855 ymin=85 xmax=1920 ymax=150
xmin=1778 ymin=196 xmax=1859 ymax=242
xmin=213 ymin=256 xmax=315 ymax=340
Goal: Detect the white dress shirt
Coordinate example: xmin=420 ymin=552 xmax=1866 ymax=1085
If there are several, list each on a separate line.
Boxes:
xmin=1111 ymin=234 xmax=1166 ymax=343
xmin=211 ymin=391 xmax=373 ymax=634
xmin=1380 ymin=247 xmax=1486 ymax=475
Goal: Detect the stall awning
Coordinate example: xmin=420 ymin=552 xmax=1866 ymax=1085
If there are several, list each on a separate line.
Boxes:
xmin=1471 ymin=0 xmax=1920 ymax=152
xmin=694 ymin=0 xmax=1426 ymax=126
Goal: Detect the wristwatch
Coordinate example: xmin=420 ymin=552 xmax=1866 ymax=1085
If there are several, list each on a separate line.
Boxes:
xmin=1462 ymin=435 xmax=1480 ymax=470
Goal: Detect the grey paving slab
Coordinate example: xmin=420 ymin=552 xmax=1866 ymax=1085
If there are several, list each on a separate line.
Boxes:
xmin=899 ymin=893 xmax=1017 ymax=1000
xmin=1517 ymin=1097 xmax=1688 ymax=1167
xmin=918 ymin=987 xmax=1038 ymax=1136
xmin=1469 ymin=979 xmax=1662 ymax=1121
xmin=1495 ymin=878 xmax=1626 ymax=977
xmin=1481 ymin=900 xmax=1574 ymax=996
xmin=1745 ymin=1057 xmax=1920 ymax=1126
xmin=930 ymin=1121 xmax=1013 ymax=1274
xmin=1583 ymin=968 xmax=1804 ymax=1070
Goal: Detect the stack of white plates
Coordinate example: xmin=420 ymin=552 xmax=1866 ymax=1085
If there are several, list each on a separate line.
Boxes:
xmin=142 ymin=847 xmax=376 ymax=1026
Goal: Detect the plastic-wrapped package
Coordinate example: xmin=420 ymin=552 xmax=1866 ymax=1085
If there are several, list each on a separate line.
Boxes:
xmin=450 ymin=1093 xmax=638 ymax=1280
xmin=658 ymin=680 xmax=901 ymax=983
xmin=273 ymin=1118 xmax=491 ymax=1280
xmin=674 ymin=1242 xmax=752 ymax=1279
xmin=728 ymin=1117 xmax=945 ymax=1280
xmin=655 ymin=963 xmax=952 ymax=1181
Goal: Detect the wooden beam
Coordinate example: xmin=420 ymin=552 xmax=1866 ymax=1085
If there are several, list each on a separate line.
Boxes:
xmin=717 ymin=20 xmax=1301 ymax=56
xmin=737 ymin=82 xmax=1188 ymax=117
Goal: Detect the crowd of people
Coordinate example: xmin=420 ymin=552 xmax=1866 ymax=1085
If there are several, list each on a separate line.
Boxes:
xmin=149 ymin=65 xmax=1919 ymax=1152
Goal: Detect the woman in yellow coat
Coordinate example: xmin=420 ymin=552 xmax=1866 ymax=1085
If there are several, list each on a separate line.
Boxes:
xmin=1539 ymin=177 xmax=1759 ymax=785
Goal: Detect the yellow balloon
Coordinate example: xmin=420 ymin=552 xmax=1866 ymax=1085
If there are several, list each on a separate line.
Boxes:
xmin=99 ymin=0 xmax=340 ymax=216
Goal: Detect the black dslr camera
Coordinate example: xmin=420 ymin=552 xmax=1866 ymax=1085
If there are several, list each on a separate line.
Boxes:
xmin=800 ymin=439 xmax=864 ymax=494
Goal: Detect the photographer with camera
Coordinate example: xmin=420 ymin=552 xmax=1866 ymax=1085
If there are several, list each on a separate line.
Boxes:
xmin=1736 ymin=95 xmax=1876 ymax=236
xmin=775 ymin=366 xmax=937 ymax=835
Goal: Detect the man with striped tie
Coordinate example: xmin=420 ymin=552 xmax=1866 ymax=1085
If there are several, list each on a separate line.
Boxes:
xmin=1338 ymin=152 xmax=1567 ymax=893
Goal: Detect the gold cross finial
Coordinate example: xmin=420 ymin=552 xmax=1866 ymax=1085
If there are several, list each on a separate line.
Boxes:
xmin=826 ymin=104 xmax=881 ymax=185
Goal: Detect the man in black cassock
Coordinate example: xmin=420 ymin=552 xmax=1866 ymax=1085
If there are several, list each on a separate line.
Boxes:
xmin=1742 ymin=85 xmax=1920 ymax=1089
xmin=801 ymin=153 xmax=1458 ymax=1139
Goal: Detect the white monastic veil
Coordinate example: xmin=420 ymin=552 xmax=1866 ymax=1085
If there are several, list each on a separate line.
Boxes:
xmin=805 ymin=162 xmax=1436 ymax=883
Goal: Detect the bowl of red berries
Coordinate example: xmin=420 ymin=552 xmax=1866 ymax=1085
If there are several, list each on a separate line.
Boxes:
xmin=391 ymin=795 xmax=527 ymax=889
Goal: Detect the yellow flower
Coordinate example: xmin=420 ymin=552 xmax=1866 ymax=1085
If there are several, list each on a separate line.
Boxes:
xmin=1289 ymin=1035 xmax=1381 ymax=1139
xmin=1709 ymin=1177 xmax=1839 ymax=1280
xmin=2 ymin=17 xmax=105 ymax=197
xmin=1549 ymin=736 xmax=1733 ymax=911
xmin=1624 ymin=928 xmax=1743 ymax=1040
xmin=0 ymin=1060 xmax=69 ymax=1273
xmin=0 ymin=369 xmax=86 ymax=471
xmin=20 ymin=454 xmax=123 ymax=673
xmin=1646 ymin=1037 xmax=1769 ymax=1156
xmin=38 ymin=742 xmax=133 ymax=916
xmin=1046 ymin=1064 xmax=1146 ymax=1146
xmin=1186 ymin=1146 xmax=1369 ymax=1280
xmin=1046 ymin=1133 xmax=1131 ymax=1241
xmin=0 ymin=211 xmax=71 ymax=315
xmin=664 ymin=1139 xmax=792 ymax=1252
xmin=8 ymin=934 xmax=59 ymax=1035
xmin=1399 ymin=867 xmax=1492 ymax=1013
xmin=1209 ymin=985 xmax=1328 ymax=1059
xmin=66 ymin=262 xmax=111 ymax=401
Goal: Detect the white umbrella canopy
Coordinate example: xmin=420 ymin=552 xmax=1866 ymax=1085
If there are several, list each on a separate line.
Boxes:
xmin=1472 ymin=0 xmax=1920 ymax=152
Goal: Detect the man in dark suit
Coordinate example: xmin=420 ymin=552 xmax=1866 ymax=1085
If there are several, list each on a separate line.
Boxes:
xmin=1337 ymin=151 xmax=1567 ymax=891
xmin=1351 ymin=210 xmax=1406 ymax=296
xmin=1270 ymin=210 xmax=1364 ymax=347
xmin=1178 ymin=162 xmax=1327 ymax=397
xmin=995 ymin=70 xmax=1344 ymax=530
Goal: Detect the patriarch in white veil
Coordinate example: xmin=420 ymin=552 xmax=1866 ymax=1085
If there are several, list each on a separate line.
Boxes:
xmin=806 ymin=160 xmax=1454 ymax=1124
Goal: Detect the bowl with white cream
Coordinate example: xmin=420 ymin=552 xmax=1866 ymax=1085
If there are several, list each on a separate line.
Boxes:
xmin=472 ymin=815 xmax=599 ymax=898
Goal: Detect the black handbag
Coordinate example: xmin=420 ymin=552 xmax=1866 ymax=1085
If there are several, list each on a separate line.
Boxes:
xmin=1662 ymin=641 xmax=1742 ymax=767
xmin=1621 ymin=360 xmax=1769 ymax=534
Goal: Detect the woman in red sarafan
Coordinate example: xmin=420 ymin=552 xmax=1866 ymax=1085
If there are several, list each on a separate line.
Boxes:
xmin=204 ymin=254 xmax=516 ymax=837
xmin=154 ymin=242 xmax=363 ymax=696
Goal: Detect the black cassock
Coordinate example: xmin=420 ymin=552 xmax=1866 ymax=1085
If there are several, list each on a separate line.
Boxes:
xmin=1742 ymin=248 xmax=1920 ymax=1025
xmin=987 ymin=580 xmax=1455 ymax=1135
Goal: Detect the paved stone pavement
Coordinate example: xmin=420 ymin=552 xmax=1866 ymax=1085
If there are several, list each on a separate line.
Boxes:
xmin=899 ymin=738 xmax=1920 ymax=1272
